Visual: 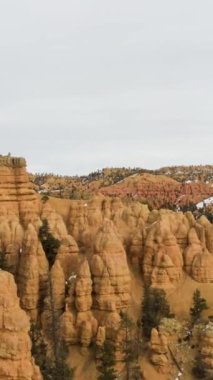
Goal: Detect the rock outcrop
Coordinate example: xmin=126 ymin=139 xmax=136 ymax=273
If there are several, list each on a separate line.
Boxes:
xmin=75 ymin=259 xmax=92 ymax=312
xmin=17 ymin=224 xmax=40 ymax=321
xmin=184 ymin=227 xmax=203 ymax=274
xmin=150 ymin=318 xmax=182 ymax=375
xmin=191 ymin=249 xmax=213 ymax=283
xmin=91 ymin=219 xmax=130 ymax=311
xmin=0 ymin=270 xmax=42 ymax=380
xmin=199 ymin=322 xmax=213 ymax=376
xmin=0 ymin=156 xmax=39 ymax=223
xmin=60 ymin=306 xmax=78 ymax=345
xmin=150 ymin=328 xmax=169 ymax=373
xmin=143 ymin=214 xmax=183 ymax=288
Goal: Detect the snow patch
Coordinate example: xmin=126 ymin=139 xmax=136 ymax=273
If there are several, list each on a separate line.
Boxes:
xmin=196 ymin=197 xmax=213 ymax=209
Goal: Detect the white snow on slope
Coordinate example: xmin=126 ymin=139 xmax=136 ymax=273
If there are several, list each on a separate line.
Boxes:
xmin=197 ymin=197 xmax=213 ymax=209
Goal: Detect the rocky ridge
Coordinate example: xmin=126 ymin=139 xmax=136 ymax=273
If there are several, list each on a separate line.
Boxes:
xmin=30 ymin=165 xmax=213 ymax=210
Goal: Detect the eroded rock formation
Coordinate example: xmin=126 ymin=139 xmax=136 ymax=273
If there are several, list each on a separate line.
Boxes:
xmin=91 ymin=219 xmax=130 ymax=311
xmin=150 ymin=328 xmax=169 ymax=373
xmin=199 ymin=322 xmax=213 ymax=376
xmin=100 ymin=173 xmax=213 ymax=209
xmin=0 ymin=270 xmax=42 ymax=380
xmin=0 ymin=156 xmax=213 ymax=378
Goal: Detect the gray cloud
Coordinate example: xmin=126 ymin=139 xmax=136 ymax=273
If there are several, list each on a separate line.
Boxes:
xmin=0 ymin=0 xmax=213 ymax=174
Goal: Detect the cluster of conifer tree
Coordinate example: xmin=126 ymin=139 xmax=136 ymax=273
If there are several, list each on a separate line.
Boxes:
xmin=35 ymin=219 xmax=74 ymax=379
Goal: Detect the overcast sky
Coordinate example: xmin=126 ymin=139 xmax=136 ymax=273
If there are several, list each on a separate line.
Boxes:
xmin=0 ymin=0 xmax=213 ymax=175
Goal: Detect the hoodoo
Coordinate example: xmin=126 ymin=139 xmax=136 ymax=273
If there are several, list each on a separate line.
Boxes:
xmin=0 ymin=156 xmax=213 ymax=379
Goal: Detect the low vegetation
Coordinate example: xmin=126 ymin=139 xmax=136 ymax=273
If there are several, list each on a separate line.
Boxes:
xmin=190 ymin=289 xmax=208 ymax=326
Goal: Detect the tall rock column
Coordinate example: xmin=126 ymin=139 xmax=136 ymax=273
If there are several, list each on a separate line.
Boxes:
xmin=17 ymin=224 xmax=40 ymax=321
xmin=90 ymin=219 xmax=130 ymax=311
xmin=143 ymin=217 xmax=183 ymax=288
xmin=0 ymin=270 xmax=42 ymax=380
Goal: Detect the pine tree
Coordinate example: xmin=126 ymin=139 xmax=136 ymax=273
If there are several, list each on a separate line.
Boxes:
xmin=96 ymin=340 xmax=117 ymax=380
xmin=39 ymin=219 xmax=60 ymax=267
xmin=190 ymin=289 xmax=208 ymax=326
xmin=120 ymin=312 xmax=142 ymax=380
xmin=30 ymin=323 xmax=47 ymax=370
xmin=43 ymin=340 xmax=74 ymax=380
xmin=38 ymin=219 xmax=73 ymax=379
xmin=30 ymin=319 xmax=74 ymax=379
xmin=141 ymin=286 xmax=173 ymax=339
xmin=30 ymin=308 xmax=74 ymax=380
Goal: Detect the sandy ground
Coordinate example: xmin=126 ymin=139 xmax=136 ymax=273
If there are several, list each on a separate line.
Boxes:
xmin=68 ymin=346 xmax=97 ymax=380
xmin=167 ymin=274 xmax=213 ymax=320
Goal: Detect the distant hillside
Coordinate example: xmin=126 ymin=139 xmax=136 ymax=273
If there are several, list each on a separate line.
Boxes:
xmin=100 ymin=172 xmax=213 ymax=209
xmin=29 ymin=165 xmax=213 ymax=209
xmin=156 ymin=165 xmax=213 ymax=183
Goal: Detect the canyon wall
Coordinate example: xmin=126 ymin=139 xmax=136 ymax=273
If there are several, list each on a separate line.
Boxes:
xmin=1 ymin=157 xmax=213 ymax=378
xmin=0 ymin=270 xmax=42 ymax=380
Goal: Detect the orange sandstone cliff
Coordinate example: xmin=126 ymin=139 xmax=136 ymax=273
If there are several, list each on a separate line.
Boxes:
xmin=0 ymin=156 xmax=213 ymax=379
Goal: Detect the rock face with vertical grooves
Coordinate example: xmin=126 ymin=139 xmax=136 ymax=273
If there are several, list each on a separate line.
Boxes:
xmin=143 ymin=214 xmax=184 ymax=288
xmin=0 ymin=156 xmax=39 ymax=221
xmin=200 ymin=322 xmax=213 ymax=376
xmin=150 ymin=328 xmax=169 ymax=373
xmin=91 ymin=219 xmax=131 ymax=311
xmin=0 ymin=270 xmax=42 ymax=380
